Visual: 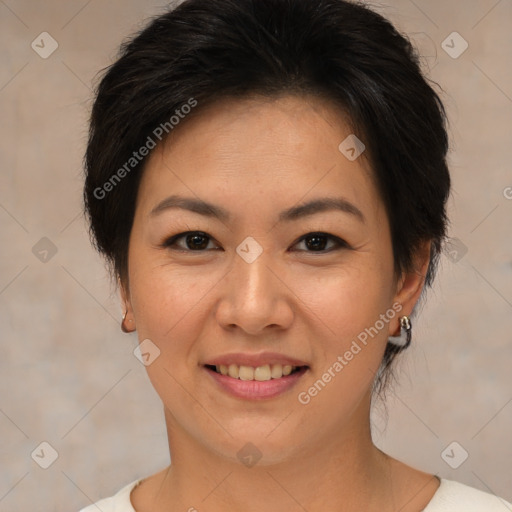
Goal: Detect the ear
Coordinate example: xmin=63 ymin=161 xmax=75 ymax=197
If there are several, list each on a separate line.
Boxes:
xmin=391 ymin=239 xmax=431 ymax=333
xmin=119 ymin=276 xmax=136 ymax=332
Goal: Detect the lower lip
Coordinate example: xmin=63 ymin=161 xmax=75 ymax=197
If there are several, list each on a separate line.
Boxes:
xmin=204 ymin=366 xmax=308 ymax=400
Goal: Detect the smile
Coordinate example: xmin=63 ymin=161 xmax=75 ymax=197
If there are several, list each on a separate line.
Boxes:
xmin=203 ymin=364 xmax=309 ymax=400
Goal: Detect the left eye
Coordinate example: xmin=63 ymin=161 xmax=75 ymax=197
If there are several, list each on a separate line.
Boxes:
xmin=293 ymin=232 xmax=348 ymax=252
xmin=161 ymin=231 xmax=348 ymax=253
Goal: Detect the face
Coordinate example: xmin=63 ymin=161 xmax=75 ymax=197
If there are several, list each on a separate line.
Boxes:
xmin=121 ymin=94 xmax=427 ymax=466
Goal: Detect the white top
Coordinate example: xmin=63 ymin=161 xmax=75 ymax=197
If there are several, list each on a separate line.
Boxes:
xmin=78 ymin=478 xmax=512 ymax=511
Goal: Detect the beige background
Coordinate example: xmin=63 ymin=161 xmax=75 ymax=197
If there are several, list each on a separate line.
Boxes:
xmin=1 ymin=0 xmax=511 ymax=510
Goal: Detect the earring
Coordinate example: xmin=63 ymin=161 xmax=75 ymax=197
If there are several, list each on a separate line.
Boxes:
xmin=388 ymin=315 xmax=411 ymax=349
xmin=121 ymin=311 xmax=134 ymax=333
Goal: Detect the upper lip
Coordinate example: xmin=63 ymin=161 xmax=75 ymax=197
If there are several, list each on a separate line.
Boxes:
xmin=203 ymin=352 xmax=309 ymax=368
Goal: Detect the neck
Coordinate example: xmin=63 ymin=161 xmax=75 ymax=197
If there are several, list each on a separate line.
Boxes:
xmin=151 ymin=403 xmax=394 ymax=512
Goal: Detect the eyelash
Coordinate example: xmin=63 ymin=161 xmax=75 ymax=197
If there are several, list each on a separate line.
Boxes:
xmin=160 ymin=231 xmax=350 ymax=254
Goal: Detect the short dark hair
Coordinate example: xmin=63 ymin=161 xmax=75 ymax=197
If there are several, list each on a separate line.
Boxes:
xmin=83 ymin=0 xmax=451 ymax=395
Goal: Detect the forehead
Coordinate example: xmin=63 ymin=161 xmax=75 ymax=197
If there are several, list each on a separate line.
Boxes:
xmin=137 ymin=94 xmax=383 ymax=224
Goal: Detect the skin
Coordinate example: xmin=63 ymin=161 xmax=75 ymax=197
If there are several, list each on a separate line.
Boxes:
xmin=120 ymin=94 xmax=440 ymax=512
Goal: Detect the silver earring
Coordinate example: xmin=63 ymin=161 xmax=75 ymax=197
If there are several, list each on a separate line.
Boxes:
xmin=388 ymin=315 xmax=411 ymax=349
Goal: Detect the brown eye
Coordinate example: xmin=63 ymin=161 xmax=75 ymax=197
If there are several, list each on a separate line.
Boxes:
xmin=293 ymin=232 xmax=349 ymax=253
xmin=161 ymin=231 xmax=348 ymax=253
xmin=162 ymin=231 xmax=219 ymax=251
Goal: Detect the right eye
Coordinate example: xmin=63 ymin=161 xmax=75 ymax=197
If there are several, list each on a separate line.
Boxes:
xmin=161 ymin=231 xmax=221 ymax=252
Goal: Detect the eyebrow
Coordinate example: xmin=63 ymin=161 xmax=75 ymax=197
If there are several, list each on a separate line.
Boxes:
xmin=150 ymin=194 xmax=365 ymax=224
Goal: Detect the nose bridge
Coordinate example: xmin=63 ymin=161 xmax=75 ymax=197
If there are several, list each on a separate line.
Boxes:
xmin=217 ymin=239 xmax=293 ymax=333
xmin=232 ymin=242 xmax=276 ymax=309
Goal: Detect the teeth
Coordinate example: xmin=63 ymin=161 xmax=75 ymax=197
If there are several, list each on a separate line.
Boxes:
xmin=254 ymin=364 xmax=271 ymax=381
xmin=214 ymin=363 xmax=300 ymax=380
xmin=239 ymin=365 xmax=254 ymax=381
xmin=228 ymin=364 xmax=239 ymax=379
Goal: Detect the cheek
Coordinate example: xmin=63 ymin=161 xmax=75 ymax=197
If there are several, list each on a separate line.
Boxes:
xmin=295 ymin=259 xmax=395 ymax=412
xmin=129 ymin=265 xmax=216 ymax=414
xmin=130 ymin=264 xmax=217 ymax=353
xmin=296 ymin=258 xmax=393 ymax=346
xmin=293 ymin=265 xmax=393 ymax=421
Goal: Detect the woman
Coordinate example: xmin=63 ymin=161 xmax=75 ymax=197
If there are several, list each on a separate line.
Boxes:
xmin=80 ymin=0 xmax=511 ymax=510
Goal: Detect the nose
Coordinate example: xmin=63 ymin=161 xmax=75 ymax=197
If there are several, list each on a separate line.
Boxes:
xmin=215 ymin=246 xmax=294 ymax=336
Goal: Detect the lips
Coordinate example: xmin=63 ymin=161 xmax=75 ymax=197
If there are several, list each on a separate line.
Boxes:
xmin=202 ymin=352 xmax=310 ymax=399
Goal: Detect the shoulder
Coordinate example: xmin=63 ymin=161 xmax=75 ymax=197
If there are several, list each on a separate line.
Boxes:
xmin=77 ymin=479 xmax=141 ymax=512
xmin=424 ymin=478 xmax=512 ymax=511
